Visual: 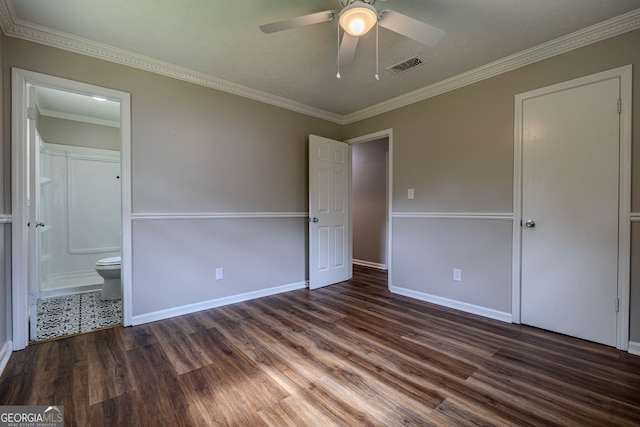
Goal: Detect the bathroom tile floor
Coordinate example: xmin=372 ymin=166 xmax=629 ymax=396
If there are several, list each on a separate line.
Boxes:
xmin=36 ymin=291 xmax=122 ymax=341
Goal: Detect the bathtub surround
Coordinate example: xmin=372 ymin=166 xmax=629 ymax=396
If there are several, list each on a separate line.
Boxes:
xmin=38 ymin=142 xmax=121 ymax=298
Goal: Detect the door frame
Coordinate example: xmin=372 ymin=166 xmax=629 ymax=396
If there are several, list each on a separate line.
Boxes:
xmin=346 ymin=128 xmax=393 ymax=289
xmin=511 ymin=65 xmax=632 ymax=350
xmin=11 ymin=68 xmax=132 ymax=350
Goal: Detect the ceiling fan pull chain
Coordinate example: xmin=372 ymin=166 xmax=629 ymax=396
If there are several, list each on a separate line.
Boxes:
xmin=336 ymin=24 xmax=342 ymax=78
xmin=375 ymin=20 xmax=380 ymax=80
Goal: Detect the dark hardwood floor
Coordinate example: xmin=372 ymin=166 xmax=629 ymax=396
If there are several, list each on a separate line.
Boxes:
xmin=2 ymin=265 xmax=640 ymax=426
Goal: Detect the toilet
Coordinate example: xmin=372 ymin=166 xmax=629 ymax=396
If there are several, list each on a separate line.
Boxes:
xmin=95 ymin=256 xmax=122 ymax=300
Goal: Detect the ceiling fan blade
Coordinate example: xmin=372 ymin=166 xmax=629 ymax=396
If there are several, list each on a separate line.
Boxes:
xmin=259 ymin=10 xmax=336 ymax=34
xmin=378 ymin=9 xmax=445 ymax=46
xmin=337 ymin=32 xmax=359 ymax=68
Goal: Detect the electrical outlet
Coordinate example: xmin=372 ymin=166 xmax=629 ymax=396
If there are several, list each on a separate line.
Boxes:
xmin=215 ymin=267 xmax=224 ymax=281
xmin=453 ymin=268 xmax=462 ymax=282
xmin=408 ymin=188 xmax=414 ymax=199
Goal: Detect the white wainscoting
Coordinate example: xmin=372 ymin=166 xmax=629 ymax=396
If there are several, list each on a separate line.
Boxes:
xmin=0 ymin=214 xmax=11 ymax=223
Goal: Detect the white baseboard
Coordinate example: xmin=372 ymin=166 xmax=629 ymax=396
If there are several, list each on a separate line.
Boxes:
xmin=0 ymin=340 xmax=13 ymax=378
xmin=353 ymin=259 xmax=387 ymax=270
xmin=628 ymin=341 xmax=640 ymax=356
xmin=131 ymin=281 xmax=307 ymax=325
xmin=390 ymin=286 xmax=512 ymax=323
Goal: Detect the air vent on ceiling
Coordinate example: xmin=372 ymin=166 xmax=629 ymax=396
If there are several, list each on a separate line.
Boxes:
xmin=386 ymin=56 xmax=423 ymax=74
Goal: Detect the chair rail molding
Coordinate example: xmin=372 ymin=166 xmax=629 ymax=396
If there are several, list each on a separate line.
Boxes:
xmin=131 ymin=212 xmax=308 ymax=221
xmin=392 ymin=212 xmax=513 ymax=220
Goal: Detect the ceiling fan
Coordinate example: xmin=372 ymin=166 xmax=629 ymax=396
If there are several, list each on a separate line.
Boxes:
xmin=259 ymin=0 xmax=445 ymax=76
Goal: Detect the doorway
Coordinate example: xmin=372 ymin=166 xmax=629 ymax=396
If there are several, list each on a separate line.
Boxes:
xmin=512 ymin=66 xmax=631 ymax=350
xmin=32 ymin=87 xmax=123 ymax=341
xmin=348 ymin=129 xmax=393 ymax=287
xmin=11 ymin=69 xmax=132 ymax=350
xmin=307 ymin=129 xmax=393 ymax=290
xmin=351 ymin=137 xmax=389 ymax=270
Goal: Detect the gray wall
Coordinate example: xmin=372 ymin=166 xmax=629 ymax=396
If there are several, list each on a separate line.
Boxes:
xmin=352 ymin=138 xmax=387 ymax=267
xmin=344 ymin=29 xmax=640 ymax=338
xmin=38 ymin=116 xmax=120 ymax=151
xmin=3 ymin=37 xmax=341 ymax=319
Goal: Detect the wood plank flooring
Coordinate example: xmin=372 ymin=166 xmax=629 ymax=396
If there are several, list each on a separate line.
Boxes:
xmin=2 ymin=265 xmax=640 ymax=426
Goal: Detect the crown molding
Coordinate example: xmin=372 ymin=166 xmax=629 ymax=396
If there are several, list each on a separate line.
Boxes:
xmin=0 ymin=1 xmax=638 ymax=125
xmin=342 ymin=8 xmax=640 ymax=124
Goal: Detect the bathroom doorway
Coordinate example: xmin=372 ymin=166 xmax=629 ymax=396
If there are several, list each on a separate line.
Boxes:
xmin=32 ymin=87 xmax=122 ymax=341
xmin=12 ymin=69 xmax=132 ymax=349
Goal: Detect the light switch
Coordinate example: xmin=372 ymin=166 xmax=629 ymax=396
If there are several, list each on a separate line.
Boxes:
xmin=408 ymin=188 xmax=414 ymax=199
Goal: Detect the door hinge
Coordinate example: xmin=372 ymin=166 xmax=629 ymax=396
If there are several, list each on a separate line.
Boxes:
xmin=617 ymin=98 xmax=622 ymax=114
xmin=615 ymin=298 xmax=620 ymax=312
xmin=26 ymin=107 xmax=37 ymax=120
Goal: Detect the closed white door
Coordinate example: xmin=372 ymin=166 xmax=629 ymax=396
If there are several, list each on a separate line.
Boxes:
xmin=520 ymin=76 xmax=620 ymax=346
xmin=308 ymin=135 xmax=351 ymax=290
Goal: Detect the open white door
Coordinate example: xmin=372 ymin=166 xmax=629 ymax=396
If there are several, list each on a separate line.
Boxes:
xmin=308 ymin=135 xmax=351 ymax=290
xmin=26 ymin=86 xmax=41 ymax=342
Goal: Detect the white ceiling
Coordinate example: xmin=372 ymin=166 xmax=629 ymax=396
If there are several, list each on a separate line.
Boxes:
xmin=5 ymin=0 xmax=640 ymax=120
xmin=36 ymin=87 xmax=120 ymax=127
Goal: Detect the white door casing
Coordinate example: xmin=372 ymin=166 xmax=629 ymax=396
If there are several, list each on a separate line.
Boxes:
xmin=512 ymin=65 xmax=632 ymax=350
xmin=27 ymin=88 xmax=39 ymax=342
xmin=308 ymin=135 xmax=352 ymax=290
xmin=11 ymin=68 xmax=133 ymax=350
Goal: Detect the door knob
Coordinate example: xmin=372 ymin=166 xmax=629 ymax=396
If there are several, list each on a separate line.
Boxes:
xmin=525 ymin=220 xmax=536 ymax=228
xmin=310 ymin=217 xmax=319 ymax=223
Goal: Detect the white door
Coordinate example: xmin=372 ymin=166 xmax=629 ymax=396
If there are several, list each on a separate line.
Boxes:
xmin=26 ymin=85 xmax=41 ymax=342
xmin=308 ymin=135 xmax=351 ymax=290
xmin=520 ymin=77 xmax=620 ymax=346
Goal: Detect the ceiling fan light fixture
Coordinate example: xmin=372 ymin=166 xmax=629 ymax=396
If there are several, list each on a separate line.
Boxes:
xmin=339 ymin=2 xmax=377 ymax=36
